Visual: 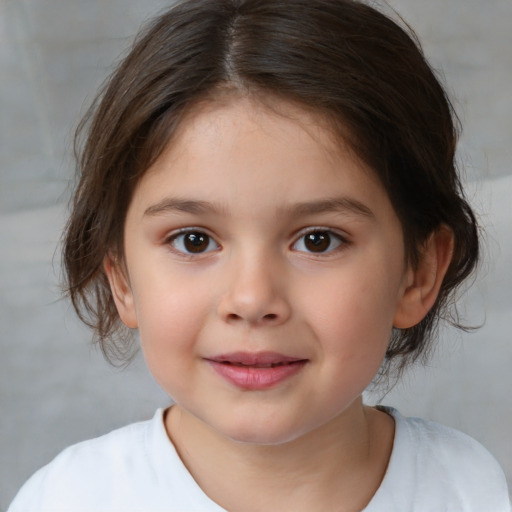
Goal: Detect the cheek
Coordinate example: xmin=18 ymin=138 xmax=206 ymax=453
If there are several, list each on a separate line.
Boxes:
xmin=299 ymin=271 xmax=397 ymax=361
xmin=133 ymin=273 xmax=212 ymax=359
xmin=135 ymin=281 xmax=213 ymax=399
xmin=306 ymin=285 xmax=392 ymax=402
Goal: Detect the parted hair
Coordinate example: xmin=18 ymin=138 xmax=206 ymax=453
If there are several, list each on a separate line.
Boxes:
xmin=64 ymin=0 xmax=479 ymax=375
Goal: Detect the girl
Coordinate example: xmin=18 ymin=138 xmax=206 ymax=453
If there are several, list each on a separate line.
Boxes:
xmin=8 ymin=0 xmax=510 ymax=510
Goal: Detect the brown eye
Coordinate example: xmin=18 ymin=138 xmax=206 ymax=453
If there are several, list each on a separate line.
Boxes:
xmin=170 ymin=231 xmax=219 ymax=254
xmin=293 ymin=230 xmax=344 ymax=254
xmin=305 ymin=232 xmax=331 ymax=252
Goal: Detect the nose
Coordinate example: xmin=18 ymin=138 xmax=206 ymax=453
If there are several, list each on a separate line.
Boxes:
xmin=217 ymin=254 xmax=291 ymax=326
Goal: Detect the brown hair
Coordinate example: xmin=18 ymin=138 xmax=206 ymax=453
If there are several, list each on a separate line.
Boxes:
xmin=64 ymin=0 xmax=479 ymax=374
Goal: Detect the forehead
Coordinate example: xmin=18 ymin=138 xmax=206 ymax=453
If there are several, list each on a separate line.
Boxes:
xmin=129 ymin=96 xmax=391 ymax=221
xmin=163 ymin=94 xmax=343 ymax=157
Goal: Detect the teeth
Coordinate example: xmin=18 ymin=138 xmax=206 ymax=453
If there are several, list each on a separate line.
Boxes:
xmin=222 ymin=361 xmax=289 ymax=368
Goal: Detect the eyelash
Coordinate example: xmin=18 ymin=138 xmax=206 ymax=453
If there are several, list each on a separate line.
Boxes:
xmin=291 ymin=228 xmax=348 ymax=255
xmin=165 ymin=227 xmax=349 ymax=257
xmin=166 ymin=229 xmax=220 ymax=256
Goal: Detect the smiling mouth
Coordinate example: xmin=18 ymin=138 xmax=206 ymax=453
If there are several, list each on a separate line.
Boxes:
xmin=207 ymin=351 xmax=307 ymax=366
xmin=217 ymin=361 xmax=301 ymax=368
xmin=206 ymin=352 xmax=308 ymax=390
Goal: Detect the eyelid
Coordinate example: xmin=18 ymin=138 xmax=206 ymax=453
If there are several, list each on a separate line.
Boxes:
xmin=164 ymin=227 xmax=221 ymax=256
xmin=291 ymin=226 xmax=349 ymax=254
xmin=292 ymin=225 xmax=349 ymax=241
xmin=162 ymin=226 xmax=349 ymax=257
xmin=164 ymin=226 xmax=217 ymax=240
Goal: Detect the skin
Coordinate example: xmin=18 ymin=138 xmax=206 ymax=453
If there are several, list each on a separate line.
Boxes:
xmin=106 ymin=97 xmax=453 ymax=511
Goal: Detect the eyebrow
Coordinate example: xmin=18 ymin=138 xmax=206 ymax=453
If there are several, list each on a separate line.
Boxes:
xmin=144 ymin=198 xmax=225 ymax=217
xmin=143 ymin=196 xmax=374 ymax=219
xmin=284 ymin=197 xmax=374 ymax=219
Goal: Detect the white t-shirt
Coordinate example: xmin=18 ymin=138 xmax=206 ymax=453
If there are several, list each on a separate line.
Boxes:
xmin=8 ymin=408 xmax=511 ymax=512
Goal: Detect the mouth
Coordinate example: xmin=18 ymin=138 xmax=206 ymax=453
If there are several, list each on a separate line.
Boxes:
xmin=205 ymin=352 xmax=308 ymax=390
xmin=208 ymin=351 xmax=306 ymax=365
xmin=218 ymin=361 xmax=298 ymax=368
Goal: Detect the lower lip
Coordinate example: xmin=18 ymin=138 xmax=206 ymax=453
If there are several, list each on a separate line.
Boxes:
xmin=207 ymin=361 xmax=307 ymax=390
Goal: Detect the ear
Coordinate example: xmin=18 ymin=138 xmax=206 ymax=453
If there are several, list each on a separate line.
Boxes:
xmin=393 ymin=226 xmax=454 ymax=329
xmin=103 ymin=254 xmax=138 ymax=329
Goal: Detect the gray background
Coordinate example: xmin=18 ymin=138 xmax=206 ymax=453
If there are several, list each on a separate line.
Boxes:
xmin=1 ymin=0 xmax=511 ymax=508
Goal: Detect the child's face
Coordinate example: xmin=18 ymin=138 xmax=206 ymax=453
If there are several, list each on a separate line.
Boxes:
xmin=109 ymin=98 xmax=415 ymax=445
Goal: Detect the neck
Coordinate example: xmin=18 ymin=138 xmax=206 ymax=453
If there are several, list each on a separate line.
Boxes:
xmin=165 ymin=399 xmax=394 ymax=512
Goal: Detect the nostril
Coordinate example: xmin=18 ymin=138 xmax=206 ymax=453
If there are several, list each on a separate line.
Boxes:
xmin=225 ymin=312 xmax=279 ymax=323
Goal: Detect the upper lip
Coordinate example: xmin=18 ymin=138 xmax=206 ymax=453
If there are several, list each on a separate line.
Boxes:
xmin=206 ymin=351 xmax=307 ymax=366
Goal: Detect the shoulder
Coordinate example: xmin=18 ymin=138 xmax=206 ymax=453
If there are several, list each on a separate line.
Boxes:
xmin=9 ymin=408 xmax=227 ymax=512
xmin=366 ymin=407 xmax=511 ymax=512
xmin=396 ymin=410 xmax=505 ymax=479
xmin=8 ymin=411 xmax=159 ymax=512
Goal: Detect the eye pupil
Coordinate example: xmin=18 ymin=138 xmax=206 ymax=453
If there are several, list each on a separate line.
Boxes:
xmin=184 ymin=232 xmax=209 ymax=253
xmin=304 ymin=232 xmax=330 ymax=252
